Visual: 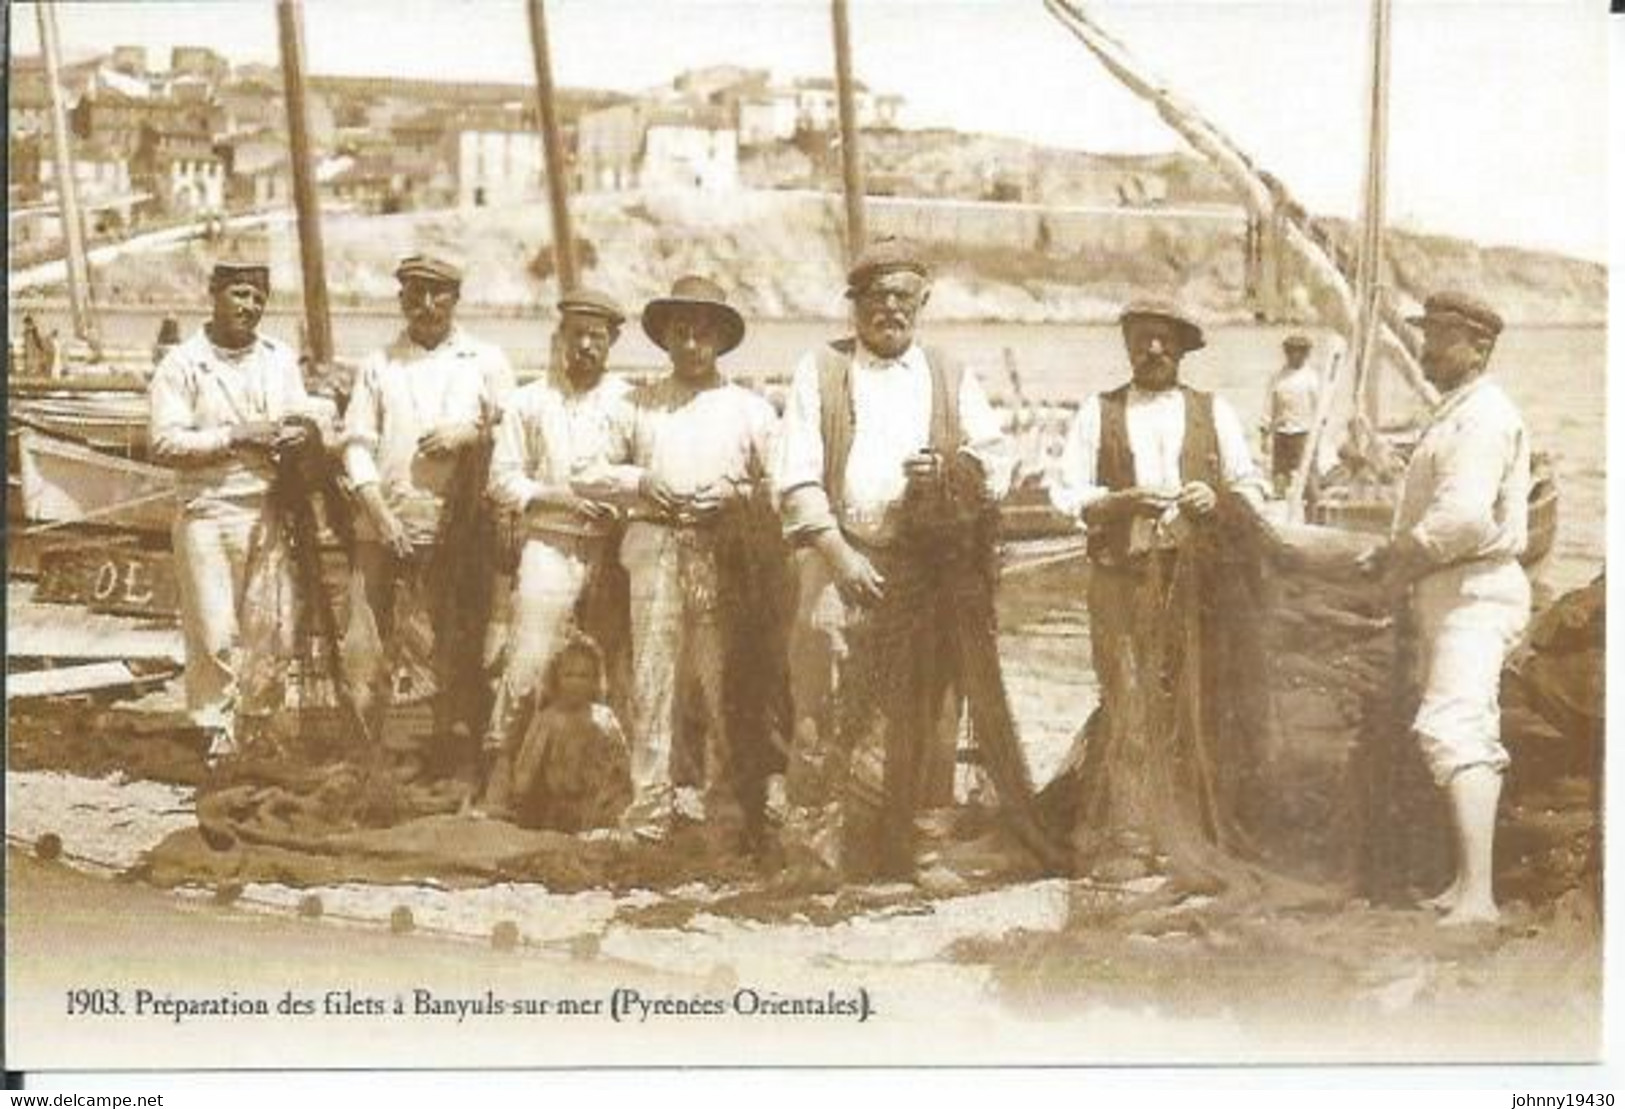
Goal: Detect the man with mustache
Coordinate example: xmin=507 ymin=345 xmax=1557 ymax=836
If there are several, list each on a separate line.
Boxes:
xmin=1363 ymin=291 xmax=1530 ymax=926
xmin=479 ymin=288 xmax=631 ymax=817
xmin=343 ymin=253 xmax=516 ymax=782
xmin=149 ymin=245 xmax=321 ymax=757
xmin=575 ymin=276 xmax=777 ymax=846
xmin=1047 ymin=300 xmax=1268 ymax=883
xmin=775 ymin=237 xmax=1014 ymax=881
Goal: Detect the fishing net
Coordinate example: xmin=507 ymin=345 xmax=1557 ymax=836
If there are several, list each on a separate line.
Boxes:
xmin=833 ymin=453 xmax=1068 ymax=880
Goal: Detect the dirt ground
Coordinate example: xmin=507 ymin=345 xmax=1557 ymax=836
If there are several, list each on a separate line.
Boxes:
xmin=5 ymin=557 xmax=1604 ymax=1069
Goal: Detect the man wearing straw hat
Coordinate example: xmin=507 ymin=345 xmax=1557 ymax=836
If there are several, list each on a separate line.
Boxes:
xmin=343 ymin=252 xmax=515 ymax=782
xmin=572 ymin=275 xmax=777 ymax=846
xmin=1364 ymin=291 xmax=1530 ymax=926
xmin=775 ymin=237 xmax=1014 ymax=881
xmin=479 ymin=287 xmax=632 ymax=817
xmin=149 ymin=242 xmax=320 ymax=757
xmin=1047 ymin=299 xmax=1269 ymax=884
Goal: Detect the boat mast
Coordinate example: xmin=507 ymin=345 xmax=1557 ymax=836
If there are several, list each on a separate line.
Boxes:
xmin=1349 ymin=0 xmax=1392 ymax=442
xmin=527 ymin=0 xmax=579 ymax=293
xmin=36 ymin=0 xmax=101 ymax=365
xmin=275 ymin=0 xmax=334 ymax=365
xmin=831 ymin=0 xmax=868 ymax=261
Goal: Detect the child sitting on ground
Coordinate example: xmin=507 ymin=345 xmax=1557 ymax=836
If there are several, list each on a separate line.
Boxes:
xmin=481 ymin=631 xmax=632 ymax=833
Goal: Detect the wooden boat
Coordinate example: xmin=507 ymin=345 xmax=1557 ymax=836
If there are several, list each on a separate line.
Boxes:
xmin=15 ymin=426 xmax=175 ymax=535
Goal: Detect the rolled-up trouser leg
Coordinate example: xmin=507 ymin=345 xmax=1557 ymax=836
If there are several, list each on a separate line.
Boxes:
xmin=1411 ymin=560 xmax=1531 ymax=786
xmin=173 ymin=500 xmax=259 ymax=739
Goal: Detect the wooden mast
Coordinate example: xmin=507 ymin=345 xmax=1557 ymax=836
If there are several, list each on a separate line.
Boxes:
xmin=275 ymin=0 xmax=334 ymax=365
xmin=36 ymin=0 xmax=100 ymax=365
xmin=527 ymin=0 xmax=579 ymax=293
xmin=831 ymin=0 xmax=867 ymax=261
xmin=1349 ymin=0 xmax=1392 ymax=439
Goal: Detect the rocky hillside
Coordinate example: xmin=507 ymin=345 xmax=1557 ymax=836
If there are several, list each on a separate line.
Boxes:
xmin=49 ymin=186 xmax=1606 ymax=326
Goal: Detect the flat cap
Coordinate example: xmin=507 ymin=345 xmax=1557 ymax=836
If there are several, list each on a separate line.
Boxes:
xmin=1118 ymin=298 xmax=1205 ymax=352
xmin=395 ymin=253 xmax=463 ymax=286
xmin=1406 ymin=291 xmax=1503 ymax=339
xmin=210 ymin=239 xmax=270 ymax=284
xmin=558 ymin=286 xmax=626 ymax=325
xmin=1283 ymin=332 xmax=1313 ymax=350
xmin=845 ymin=235 xmax=931 ymax=294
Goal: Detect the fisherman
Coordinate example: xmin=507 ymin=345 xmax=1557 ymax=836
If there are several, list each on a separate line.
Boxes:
xmin=576 ymin=276 xmax=777 ymax=847
xmin=1362 ymin=291 xmax=1530 ymax=926
xmin=479 ymin=287 xmax=631 ymax=817
xmin=776 ymin=237 xmax=1014 ymax=881
xmin=1264 ymin=332 xmax=1320 ymax=497
xmin=343 ymin=253 xmax=516 ymax=784
xmin=1048 ymin=299 xmax=1270 ymax=884
xmin=148 ymin=244 xmax=322 ymax=757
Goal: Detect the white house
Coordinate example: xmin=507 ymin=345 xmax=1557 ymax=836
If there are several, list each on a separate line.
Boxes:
xmin=641 ymin=106 xmax=738 ymax=192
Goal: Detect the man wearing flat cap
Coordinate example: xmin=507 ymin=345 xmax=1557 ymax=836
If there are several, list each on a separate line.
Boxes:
xmin=562 ymin=275 xmax=777 ymax=845
xmin=479 ymin=287 xmax=633 ymax=817
xmin=1048 ymin=299 xmax=1269 ymax=882
xmin=149 ymin=243 xmax=325 ymax=756
xmin=775 ymin=236 xmax=1014 ymax=880
xmin=1364 ymin=290 xmax=1530 ymax=926
xmin=343 ymin=252 xmax=516 ymax=782
xmin=1264 ymin=332 xmax=1321 ymax=497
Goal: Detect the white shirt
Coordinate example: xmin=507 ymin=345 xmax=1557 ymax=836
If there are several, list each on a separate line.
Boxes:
xmin=611 ymin=377 xmax=777 ymax=497
xmin=343 ymin=326 xmax=515 ymax=539
xmin=1049 ymin=384 xmax=1264 ymax=549
xmin=149 ymin=328 xmax=315 ymax=508
xmin=1269 ymin=362 xmax=1321 ymax=435
xmin=489 ymin=371 xmax=632 ymax=538
xmin=775 ymin=342 xmax=1013 ymax=545
xmin=1394 ymin=376 xmax=1528 ymax=566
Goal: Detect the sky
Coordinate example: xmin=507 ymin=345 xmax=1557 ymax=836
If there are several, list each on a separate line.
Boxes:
xmin=8 ymin=0 xmax=1611 ymax=261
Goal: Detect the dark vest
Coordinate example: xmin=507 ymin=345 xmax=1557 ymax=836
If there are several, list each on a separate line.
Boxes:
xmin=812 ymin=339 xmax=964 ymax=528
xmin=1087 ymin=384 xmax=1222 ymax=566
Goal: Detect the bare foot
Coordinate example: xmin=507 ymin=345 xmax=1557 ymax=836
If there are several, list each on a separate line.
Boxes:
xmin=1420 ymin=881 xmax=1461 ymax=913
xmin=1439 ymin=900 xmax=1500 ymax=927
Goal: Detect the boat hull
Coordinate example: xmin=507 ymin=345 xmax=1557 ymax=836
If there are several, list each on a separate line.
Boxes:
xmin=16 ymin=427 xmax=176 ymax=535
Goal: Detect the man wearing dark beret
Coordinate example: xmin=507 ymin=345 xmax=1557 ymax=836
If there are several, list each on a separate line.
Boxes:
xmin=148 ymin=244 xmax=329 ymax=757
xmin=479 ymin=287 xmax=633 ymax=817
xmin=343 ymin=252 xmax=516 ymax=782
xmin=1364 ymin=290 xmax=1530 ymax=926
xmin=774 ymin=236 xmax=1014 ymax=880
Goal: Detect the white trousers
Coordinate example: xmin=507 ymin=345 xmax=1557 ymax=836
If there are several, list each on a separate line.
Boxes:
xmin=172 ymin=498 xmax=269 ymax=733
xmin=621 ymin=522 xmax=737 ymax=829
xmin=1411 ymin=558 xmax=1531 ymax=785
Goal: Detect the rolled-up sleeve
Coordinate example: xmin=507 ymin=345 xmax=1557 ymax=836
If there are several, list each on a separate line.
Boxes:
xmin=1409 ymin=416 xmax=1524 ymax=564
xmin=149 ymin=354 xmax=232 ymax=466
xmin=774 ymin=351 xmax=836 ymax=540
xmin=958 ymin=369 xmax=1015 ymax=499
xmin=342 ymin=355 xmax=383 ymax=488
xmin=1047 ymin=397 xmax=1105 ymax=520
